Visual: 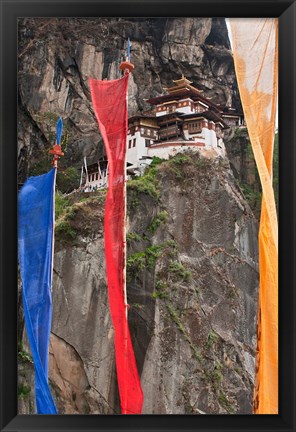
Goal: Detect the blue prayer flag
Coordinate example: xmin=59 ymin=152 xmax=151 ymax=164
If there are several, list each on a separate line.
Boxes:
xmin=18 ymin=168 xmax=57 ymax=414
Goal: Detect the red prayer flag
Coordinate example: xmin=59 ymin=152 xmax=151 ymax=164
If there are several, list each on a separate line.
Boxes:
xmin=89 ymin=74 xmax=143 ymax=414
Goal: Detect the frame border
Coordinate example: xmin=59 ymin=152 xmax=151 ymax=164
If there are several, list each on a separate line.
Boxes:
xmin=1 ymin=1 xmax=295 ymax=431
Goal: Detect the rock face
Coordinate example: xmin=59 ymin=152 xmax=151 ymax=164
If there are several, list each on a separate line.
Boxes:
xmin=18 ymin=17 xmax=238 ymax=184
xmin=126 ymin=154 xmax=258 ymax=414
xmin=19 ymin=153 xmax=258 ymax=415
xmin=224 ymin=128 xmax=262 ymax=218
xmin=50 ymin=198 xmax=119 ymax=413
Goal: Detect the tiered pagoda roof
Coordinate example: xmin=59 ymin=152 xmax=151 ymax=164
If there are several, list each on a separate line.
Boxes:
xmin=147 ymin=75 xmax=220 ymax=113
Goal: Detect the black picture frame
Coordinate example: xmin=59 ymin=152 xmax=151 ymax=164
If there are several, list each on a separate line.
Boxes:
xmin=0 ymin=0 xmax=295 ymax=431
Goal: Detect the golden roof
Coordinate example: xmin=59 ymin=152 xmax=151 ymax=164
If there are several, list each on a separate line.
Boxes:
xmin=164 ymin=74 xmax=202 ymax=94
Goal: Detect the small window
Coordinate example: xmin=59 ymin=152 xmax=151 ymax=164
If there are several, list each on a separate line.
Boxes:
xmin=128 ymin=140 xmax=132 ymax=149
xmin=188 ymin=121 xmax=202 ymax=134
xmin=145 ymin=139 xmax=150 ymax=147
xmin=133 ymin=138 xmax=136 ymax=147
xmin=96 ymin=173 xmax=99 ymax=181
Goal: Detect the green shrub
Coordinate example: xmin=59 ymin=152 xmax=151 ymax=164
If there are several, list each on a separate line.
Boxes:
xmin=131 ymin=303 xmax=143 ymax=310
xmin=55 ymin=220 xmax=77 ymax=242
xmin=127 ymin=175 xmax=159 ymax=200
xmin=167 ymin=303 xmax=186 ymax=333
xmin=170 ymin=154 xmax=191 ymax=165
xmin=155 ymin=279 xmax=168 ymax=291
xmin=193 ymin=348 xmax=203 ymax=363
xmin=18 ymin=383 xmax=31 ymax=399
xmin=211 ymin=368 xmax=223 ymax=385
xmin=168 ymin=261 xmax=192 ymax=282
xmin=165 ymin=239 xmax=178 ymax=257
xmin=127 ymin=252 xmax=146 ymax=273
xmin=152 ymin=290 xmax=169 ymax=300
xmin=127 ymin=159 xmax=162 ymax=200
xmin=149 ymin=156 xmax=166 ymax=168
xmin=148 ymin=210 xmax=169 ymax=234
xmin=207 ymin=330 xmax=219 ymax=348
xmin=55 ymin=192 xmax=70 ymax=219
xmin=126 ymin=232 xmax=142 ymax=243
xmin=152 ymin=279 xmax=169 ymax=300
xmin=165 ymin=239 xmax=178 ymax=250
xmin=145 ymin=245 xmax=164 ymax=268
xmin=18 ymin=341 xmax=33 ymax=364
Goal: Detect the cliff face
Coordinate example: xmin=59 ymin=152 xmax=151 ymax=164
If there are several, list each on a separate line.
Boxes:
xmin=19 ymin=153 xmax=258 ymax=415
xmin=52 ymin=154 xmax=258 ymax=415
xmin=18 ymin=17 xmax=238 ymax=184
xmin=17 ymin=18 xmax=259 ymax=415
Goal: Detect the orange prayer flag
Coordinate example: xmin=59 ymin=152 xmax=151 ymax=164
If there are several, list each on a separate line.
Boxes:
xmin=229 ymin=18 xmax=278 ymax=414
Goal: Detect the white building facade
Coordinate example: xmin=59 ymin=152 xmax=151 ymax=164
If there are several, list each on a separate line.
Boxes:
xmin=125 ymin=76 xmax=234 ymax=174
xmin=83 ymin=76 xmax=243 ymax=188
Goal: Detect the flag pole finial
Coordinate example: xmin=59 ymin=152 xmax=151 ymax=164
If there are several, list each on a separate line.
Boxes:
xmin=120 ymin=38 xmax=134 ymax=75
xmin=49 ymin=117 xmax=64 ymax=167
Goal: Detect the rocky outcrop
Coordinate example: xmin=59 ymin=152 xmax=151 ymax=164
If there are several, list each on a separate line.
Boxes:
xmin=49 ymin=333 xmax=115 ymax=414
xmin=18 ymin=17 xmax=238 ymax=185
xmin=18 ymin=153 xmax=258 ymax=414
xmin=224 ymin=128 xmax=262 ymax=218
xmin=126 ymin=154 xmax=258 ymax=414
xmin=50 ymin=194 xmax=119 ymax=414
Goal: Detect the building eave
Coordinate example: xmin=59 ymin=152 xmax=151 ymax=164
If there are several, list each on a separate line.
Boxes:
xmin=180 ymin=111 xmax=228 ymax=128
xmin=147 ymin=89 xmax=219 ymax=112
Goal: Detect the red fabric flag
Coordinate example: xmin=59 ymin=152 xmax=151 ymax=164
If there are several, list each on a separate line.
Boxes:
xmin=89 ymin=74 xmax=143 ymax=414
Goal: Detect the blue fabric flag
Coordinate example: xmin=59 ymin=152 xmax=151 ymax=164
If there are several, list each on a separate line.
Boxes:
xmin=18 ymin=168 xmax=57 ymax=414
xmin=56 ymin=117 xmax=63 ymax=145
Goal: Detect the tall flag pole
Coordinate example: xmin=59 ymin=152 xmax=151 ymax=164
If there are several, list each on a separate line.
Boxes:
xmin=18 ymin=117 xmax=64 ymax=414
xmin=49 ymin=116 xmax=64 ymax=320
xmin=122 ymin=37 xmax=133 ymax=318
xmin=229 ymin=18 xmax=278 ymax=414
xmin=89 ymin=39 xmax=143 ymax=414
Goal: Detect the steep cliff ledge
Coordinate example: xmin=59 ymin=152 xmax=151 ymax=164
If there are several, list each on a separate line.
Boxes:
xmin=18 ymin=152 xmax=258 ymax=414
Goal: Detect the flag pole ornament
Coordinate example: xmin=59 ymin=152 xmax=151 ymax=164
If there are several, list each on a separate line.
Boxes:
xmin=49 ymin=117 xmax=64 ymax=167
xmin=89 ymin=46 xmax=143 ymax=414
xmin=18 ymin=169 xmax=58 ymax=414
xmin=120 ymin=37 xmax=134 ymax=75
xmin=229 ymin=18 xmax=278 ymax=414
